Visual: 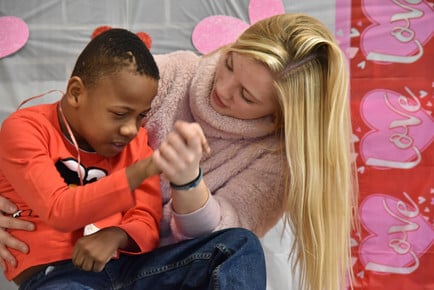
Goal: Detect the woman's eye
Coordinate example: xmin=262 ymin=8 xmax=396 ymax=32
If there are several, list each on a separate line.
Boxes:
xmin=241 ymin=91 xmax=254 ymax=104
xmin=225 ymin=55 xmax=233 ymax=71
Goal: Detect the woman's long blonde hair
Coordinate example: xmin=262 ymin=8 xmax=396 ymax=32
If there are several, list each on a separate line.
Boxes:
xmin=228 ymin=13 xmax=358 ymax=290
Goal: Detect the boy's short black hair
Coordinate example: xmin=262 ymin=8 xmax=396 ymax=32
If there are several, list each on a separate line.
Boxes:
xmin=71 ymin=28 xmax=159 ymax=87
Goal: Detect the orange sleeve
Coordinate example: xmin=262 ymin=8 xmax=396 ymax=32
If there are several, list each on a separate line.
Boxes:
xmin=116 ymin=132 xmax=162 ymax=254
xmin=0 ymin=112 xmax=135 ymax=232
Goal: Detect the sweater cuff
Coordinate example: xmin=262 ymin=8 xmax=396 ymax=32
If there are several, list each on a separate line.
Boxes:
xmin=171 ymin=190 xmax=220 ymax=237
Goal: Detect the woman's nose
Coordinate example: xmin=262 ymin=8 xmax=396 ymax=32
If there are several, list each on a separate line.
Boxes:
xmin=219 ymin=78 xmax=236 ymax=101
xmin=220 ymin=91 xmax=233 ymax=101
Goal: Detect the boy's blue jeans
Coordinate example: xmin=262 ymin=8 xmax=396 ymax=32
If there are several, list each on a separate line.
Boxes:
xmin=19 ymin=228 xmax=266 ymax=290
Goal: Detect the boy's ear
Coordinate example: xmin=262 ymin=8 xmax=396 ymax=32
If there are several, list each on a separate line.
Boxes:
xmin=65 ymin=76 xmax=85 ymax=107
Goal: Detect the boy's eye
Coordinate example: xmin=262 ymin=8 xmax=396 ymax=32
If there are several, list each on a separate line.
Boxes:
xmin=113 ymin=112 xmax=127 ymax=117
xmin=139 ymin=109 xmax=151 ymax=119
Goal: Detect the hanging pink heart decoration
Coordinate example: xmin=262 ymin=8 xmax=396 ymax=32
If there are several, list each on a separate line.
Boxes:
xmin=0 ymin=16 xmax=29 ymax=59
xmin=192 ymin=0 xmax=285 ymax=54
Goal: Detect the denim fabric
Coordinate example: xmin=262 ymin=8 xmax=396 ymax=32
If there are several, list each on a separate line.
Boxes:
xmin=19 ymin=228 xmax=266 ymax=290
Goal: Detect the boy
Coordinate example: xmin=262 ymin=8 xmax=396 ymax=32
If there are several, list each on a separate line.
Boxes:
xmin=0 ymin=28 xmax=162 ymax=287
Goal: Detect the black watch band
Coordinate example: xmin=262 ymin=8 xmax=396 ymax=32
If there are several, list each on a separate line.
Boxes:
xmin=169 ymin=168 xmax=203 ymax=191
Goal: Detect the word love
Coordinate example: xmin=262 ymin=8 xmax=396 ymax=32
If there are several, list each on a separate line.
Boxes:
xmin=361 ymin=0 xmax=433 ymax=64
xmin=360 ymin=86 xmax=433 ymax=169
xmin=359 ymin=193 xmax=434 ymax=274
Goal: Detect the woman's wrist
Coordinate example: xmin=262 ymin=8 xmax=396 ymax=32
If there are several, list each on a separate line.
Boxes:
xmin=170 ymin=180 xmax=210 ymax=214
xmin=170 ymin=168 xmax=203 ymax=191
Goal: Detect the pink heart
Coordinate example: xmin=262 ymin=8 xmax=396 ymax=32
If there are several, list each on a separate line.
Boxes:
xmin=360 ymin=0 xmax=433 ymax=63
xmin=0 ymin=16 xmax=29 ymax=58
xmin=192 ymin=16 xmax=249 ymax=54
xmin=360 ymin=88 xmax=434 ymax=169
xmin=248 ymin=0 xmax=285 ymax=24
xmin=359 ymin=193 xmax=434 ymax=274
xmin=192 ymin=0 xmax=285 ymax=54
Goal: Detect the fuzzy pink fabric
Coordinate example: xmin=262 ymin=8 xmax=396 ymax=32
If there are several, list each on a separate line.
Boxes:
xmin=145 ymin=50 xmax=285 ymax=245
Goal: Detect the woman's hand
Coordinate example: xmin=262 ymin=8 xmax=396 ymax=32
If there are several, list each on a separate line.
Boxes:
xmin=153 ymin=121 xmax=211 ymax=214
xmin=153 ymin=121 xmax=210 ymax=185
xmin=0 ymin=196 xmax=35 ymax=270
xmin=72 ymin=227 xmax=127 ymax=272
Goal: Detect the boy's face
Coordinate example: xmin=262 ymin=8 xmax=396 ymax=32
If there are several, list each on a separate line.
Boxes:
xmin=73 ymin=69 xmax=157 ymax=157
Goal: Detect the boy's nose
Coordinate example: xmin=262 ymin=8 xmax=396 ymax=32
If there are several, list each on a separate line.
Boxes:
xmin=120 ymin=121 xmax=138 ymax=138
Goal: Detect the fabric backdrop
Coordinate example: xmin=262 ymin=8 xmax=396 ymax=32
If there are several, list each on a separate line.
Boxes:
xmin=0 ymin=1 xmax=433 ymax=289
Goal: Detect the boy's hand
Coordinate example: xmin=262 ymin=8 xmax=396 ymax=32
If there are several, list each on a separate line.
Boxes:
xmin=72 ymin=227 xmax=127 ymax=272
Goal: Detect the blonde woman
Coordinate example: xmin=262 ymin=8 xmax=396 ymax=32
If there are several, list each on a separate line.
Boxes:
xmin=0 ymin=13 xmax=357 ymax=290
xmin=214 ymin=13 xmax=357 ymax=289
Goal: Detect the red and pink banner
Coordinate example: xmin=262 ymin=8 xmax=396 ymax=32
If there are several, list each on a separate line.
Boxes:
xmin=339 ymin=0 xmax=434 ymax=289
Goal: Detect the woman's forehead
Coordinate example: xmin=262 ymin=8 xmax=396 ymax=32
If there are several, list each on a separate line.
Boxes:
xmin=232 ymin=53 xmax=276 ymax=101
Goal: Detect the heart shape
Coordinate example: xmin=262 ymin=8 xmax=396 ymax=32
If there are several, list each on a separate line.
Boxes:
xmin=359 ymin=193 xmax=434 ymax=274
xmin=91 ymin=26 xmax=152 ymax=49
xmin=360 ymin=0 xmax=433 ymax=63
xmin=0 ymin=16 xmax=29 ymax=58
xmin=360 ymin=88 xmax=434 ymax=169
xmin=192 ymin=15 xmax=250 ymax=54
xmin=192 ymin=0 xmax=285 ymax=54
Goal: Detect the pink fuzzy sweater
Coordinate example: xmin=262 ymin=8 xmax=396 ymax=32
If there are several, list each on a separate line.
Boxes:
xmin=145 ymin=51 xmax=285 ymax=245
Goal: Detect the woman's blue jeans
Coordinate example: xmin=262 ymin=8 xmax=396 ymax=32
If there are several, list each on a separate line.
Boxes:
xmin=19 ymin=228 xmax=266 ymax=290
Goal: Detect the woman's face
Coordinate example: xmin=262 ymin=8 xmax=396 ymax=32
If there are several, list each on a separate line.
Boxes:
xmin=211 ymin=52 xmax=278 ymax=120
